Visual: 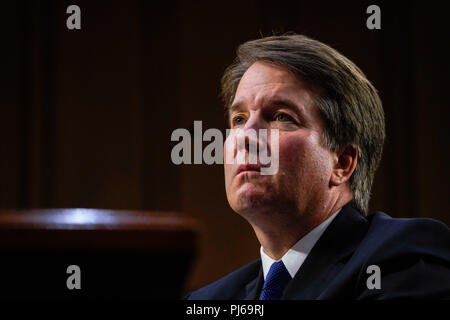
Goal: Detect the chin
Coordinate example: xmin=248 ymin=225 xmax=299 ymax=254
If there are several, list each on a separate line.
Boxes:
xmin=231 ymin=185 xmax=274 ymax=216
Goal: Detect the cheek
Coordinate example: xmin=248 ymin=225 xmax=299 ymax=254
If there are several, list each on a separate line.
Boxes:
xmin=223 ymin=138 xmax=233 ymax=182
xmin=223 ymin=134 xmax=236 ymax=163
xmin=278 ymin=134 xmax=307 ymax=168
xmin=278 ymin=133 xmax=332 ymax=178
xmin=224 ymin=164 xmax=233 ymax=186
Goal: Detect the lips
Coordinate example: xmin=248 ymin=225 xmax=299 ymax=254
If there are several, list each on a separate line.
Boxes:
xmin=236 ymin=164 xmax=261 ymax=176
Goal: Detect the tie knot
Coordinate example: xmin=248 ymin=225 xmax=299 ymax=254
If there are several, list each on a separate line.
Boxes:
xmin=260 ymin=260 xmax=292 ymax=300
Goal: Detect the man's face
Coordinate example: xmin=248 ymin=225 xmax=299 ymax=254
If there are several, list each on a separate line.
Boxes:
xmin=224 ymin=61 xmax=335 ymax=222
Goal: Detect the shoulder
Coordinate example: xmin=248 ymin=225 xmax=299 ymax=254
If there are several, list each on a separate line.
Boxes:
xmin=364 ymin=212 xmax=449 ymax=254
xmin=354 ymin=212 xmax=450 ymax=299
xmin=184 ymin=259 xmax=261 ymax=300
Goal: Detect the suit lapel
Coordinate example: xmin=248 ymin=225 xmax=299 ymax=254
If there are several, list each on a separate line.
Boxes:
xmin=282 ymin=203 xmax=369 ymax=299
xmin=243 ymin=264 xmax=264 ymax=300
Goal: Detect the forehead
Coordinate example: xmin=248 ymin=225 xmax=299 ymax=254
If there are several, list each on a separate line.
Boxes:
xmin=230 ymin=61 xmax=316 ymax=113
xmin=237 ymin=61 xmax=300 ymax=90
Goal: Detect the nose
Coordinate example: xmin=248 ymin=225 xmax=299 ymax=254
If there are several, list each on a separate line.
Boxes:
xmin=239 ymin=113 xmax=265 ymax=155
xmin=234 ymin=112 xmax=273 ymax=164
xmin=242 ymin=112 xmax=267 ymax=132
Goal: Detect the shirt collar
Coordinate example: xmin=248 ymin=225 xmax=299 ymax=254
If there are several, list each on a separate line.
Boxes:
xmin=260 ymin=208 xmax=341 ymax=280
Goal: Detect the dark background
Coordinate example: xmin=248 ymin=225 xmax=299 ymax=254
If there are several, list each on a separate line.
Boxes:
xmin=2 ymin=0 xmax=449 ymax=292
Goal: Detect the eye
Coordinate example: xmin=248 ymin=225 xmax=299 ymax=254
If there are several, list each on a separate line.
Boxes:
xmin=232 ymin=115 xmax=246 ymax=126
xmin=275 ymin=112 xmax=293 ymax=122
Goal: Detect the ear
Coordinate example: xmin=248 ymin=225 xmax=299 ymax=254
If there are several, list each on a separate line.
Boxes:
xmin=330 ymin=144 xmax=358 ymax=187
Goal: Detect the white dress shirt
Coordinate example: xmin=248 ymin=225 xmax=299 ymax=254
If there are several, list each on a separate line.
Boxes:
xmin=260 ymin=208 xmax=341 ymax=280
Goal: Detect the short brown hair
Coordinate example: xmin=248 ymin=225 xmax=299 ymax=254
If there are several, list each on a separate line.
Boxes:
xmin=221 ymin=34 xmax=385 ymax=215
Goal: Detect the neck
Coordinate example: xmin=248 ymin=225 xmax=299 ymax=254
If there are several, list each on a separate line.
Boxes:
xmin=251 ymin=195 xmax=351 ymax=260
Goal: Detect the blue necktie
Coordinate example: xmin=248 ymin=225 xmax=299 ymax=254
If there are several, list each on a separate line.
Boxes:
xmin=259 ymin=260 xmax=292 ymax=300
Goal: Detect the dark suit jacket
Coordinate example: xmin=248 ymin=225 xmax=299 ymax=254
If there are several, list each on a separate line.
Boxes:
xmin=185 ymin=203 xmax=450 ymax=299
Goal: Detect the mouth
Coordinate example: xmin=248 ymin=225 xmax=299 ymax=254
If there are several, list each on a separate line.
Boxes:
xmin=236 ymin=164 xmax=261 ymax=176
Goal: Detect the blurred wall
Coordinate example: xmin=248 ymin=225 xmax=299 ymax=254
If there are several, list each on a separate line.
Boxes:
xmin=1 ymin=0 xmax=449 ymax=292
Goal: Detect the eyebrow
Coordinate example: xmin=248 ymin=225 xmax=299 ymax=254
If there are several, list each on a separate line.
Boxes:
xmin=228 ymin=98 xmax=302 ymax=115
xmin=266 ymin=98 xmax=302 ymax=114
xmin=228 ymin=101 xmax=244 ymax=114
